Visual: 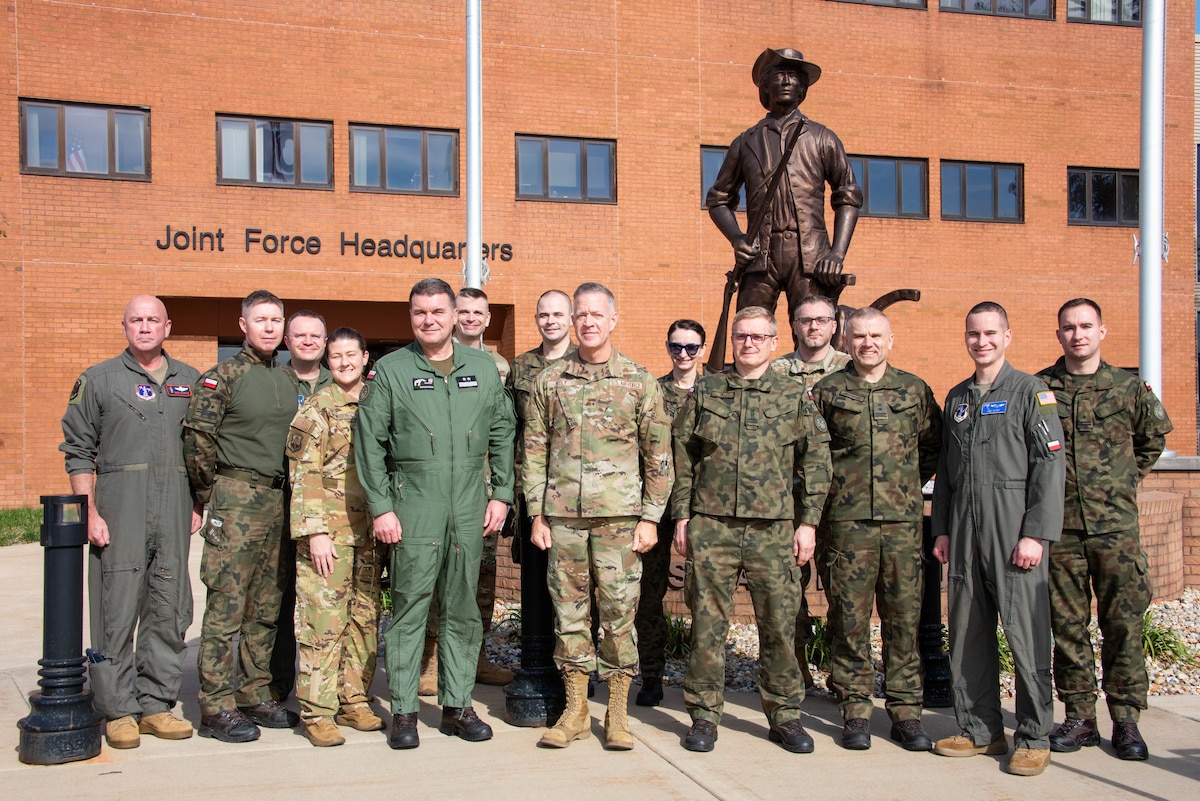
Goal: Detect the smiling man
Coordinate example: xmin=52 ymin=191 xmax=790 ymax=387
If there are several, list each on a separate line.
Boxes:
xmin=184 ymin=289 xmax=302 ymax=743
xmin=810 ymin=308 xmax=941 ymax=752
xmin=61 ymin=295 xmax=201 ymax=750
xmin=1038 ymin=298 xmax=1171 ymax=761
xmin=931 ymin=301 xmax=1065 ymax=776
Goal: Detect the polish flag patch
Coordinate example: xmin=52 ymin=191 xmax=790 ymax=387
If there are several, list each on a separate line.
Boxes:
xmin=1047 ymin=440 xmax=1062 ymax=452
xmin=202 ymin=377 xmax=219 ymax=390
xmin=366 ymin=369 xmax=377 ymax=381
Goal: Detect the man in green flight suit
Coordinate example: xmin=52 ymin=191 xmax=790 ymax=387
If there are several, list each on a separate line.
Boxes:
xmin=61 ymin=295 xmax=200 ymax=750
xmin=1038 ymin=298 xmax=1172 ymax=761
xmin=355 ymin=277 xmax=515 ymax=750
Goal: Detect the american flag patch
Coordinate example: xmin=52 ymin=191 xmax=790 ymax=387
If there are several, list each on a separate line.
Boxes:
xmin=202 ymin=377 xmax=219 ymax=390
xmin=1037 ymin=390 xmax=1056 ymax=407
xmin=1047 ymin=440 xmax=1062 ymax=452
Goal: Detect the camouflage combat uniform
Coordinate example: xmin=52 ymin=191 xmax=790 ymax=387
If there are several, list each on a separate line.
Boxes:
xmin=771 ymin=348 xmax=849 ymax=656
xmin=811 ymin=363 xmax=941 ymax=723
xmin=354 ymin=342 xmax=515 ymax=714
xmin=60 ymin=350 xmax=199 ymax=721
xmin=634 ymin=376 xmax=694 ymax=684
xmin=671 ymin=368 xmax=831 ymax=726
xmin=286 ymin=383 xmax=382 ymax=723
xmin=931 ymin=361 xmax=1065 ymax=750
xmin=523 ymin=350 xmax=673 ymax=678
xmin=1038 ymin=358 xmax=1172 ymax=724
xmin=183 ymin=343 xmax=299 ymax=716
xmin=272 ymin=362 xmax=333 ymax=700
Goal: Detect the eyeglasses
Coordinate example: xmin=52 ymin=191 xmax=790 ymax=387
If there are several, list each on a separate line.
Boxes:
xmin=731 ymin=332 xmax=773 ymax=345
xmin=795 ymin=316 xmax=835 ymax=327
xmin=667 ymin=342 xmax=702 ymax=357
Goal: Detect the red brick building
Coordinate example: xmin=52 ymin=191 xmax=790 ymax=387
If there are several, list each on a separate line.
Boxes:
xmin=0 ymin=1 xmax=1195 ymax=507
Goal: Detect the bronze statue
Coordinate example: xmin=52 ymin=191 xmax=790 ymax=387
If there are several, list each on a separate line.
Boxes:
xmin=706 ymin=48 xmax=862 ymax=369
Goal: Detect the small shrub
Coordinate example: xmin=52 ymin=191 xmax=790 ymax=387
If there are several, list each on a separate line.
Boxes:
xmin=805 ymin=617 xmax=831 ymax=670
xmin=664 ymin=612 xmax=692 ymax=659
xmin=1142 ymin=610 xmax=1196 ymax=665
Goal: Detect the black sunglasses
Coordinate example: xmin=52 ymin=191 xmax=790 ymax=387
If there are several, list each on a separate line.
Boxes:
xmin=667 ymin=342 xmax=703 ymax=357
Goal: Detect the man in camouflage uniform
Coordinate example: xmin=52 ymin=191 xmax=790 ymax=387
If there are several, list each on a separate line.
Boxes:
xmin=1038 ymin=298 xmax=1172 ymax=761
xmin=183 ymin=289 xmax=301 ymax=743
xmin=634 ymin=318 xmax=706 ymax=707
xmin=525 ymin=282 xmax=673 ymax=751
xmin=672 ymin=306 xmax=831 ymax=754
xmin=286 ymin=327 xmax=384 ymax=747
xmin=355 ymin=278 xmax=515 ymax=750
xmin=772 ymin=294 xmax=849 ymax=689
xmin=272 ymin=309 xmax=333 ymax=703
xmin=60 ymin=295 xmax=200 ymax=749
xmin=931 ymin=302 xmax=1065 ymax=777
xmin=810 ymin=308 xmax=941 ymax=751
xmin=411 ymin=287 xmax=513 ymax=691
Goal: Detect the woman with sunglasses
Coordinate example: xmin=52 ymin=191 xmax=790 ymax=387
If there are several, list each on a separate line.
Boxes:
xmin=634 ymin=319 xmax=707 ymax=707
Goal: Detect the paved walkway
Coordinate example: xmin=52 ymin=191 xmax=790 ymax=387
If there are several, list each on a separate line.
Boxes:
xmin=3 ymin=539 xmax=1198 ymax=800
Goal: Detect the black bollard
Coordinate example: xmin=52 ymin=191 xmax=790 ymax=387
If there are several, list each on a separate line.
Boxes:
xmin=504 ymin=506 xmax=564 ymax=726
xmin=17 ymin=495 xmax=103 ymax=764
xmin=920 ymin=493 xmax=952 ymax=708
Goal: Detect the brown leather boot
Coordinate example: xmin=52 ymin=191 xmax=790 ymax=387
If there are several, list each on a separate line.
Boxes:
xmin=604 ymin=672 xmax=634 ymax=751
xmin=418 ymin=636 xmax=438 ymax=696
xmin=538 ymin=670 xmax=591 ymax=748
xmin=475 ymin=650 xmax=515 ymax=686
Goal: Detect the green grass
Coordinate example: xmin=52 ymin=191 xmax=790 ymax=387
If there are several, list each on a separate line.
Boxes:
xmin=664 ymin=612 xmax=693 ymax=659
xmin=1142 ymin=609 xmax=1196 ymax=665
xmin=804 ymin=616 xmax=831 ymax=670
xmin=996 ymin=627 xmax=1014 ymax=674
xmin=0 ymin=508 xmax=40 ymax=546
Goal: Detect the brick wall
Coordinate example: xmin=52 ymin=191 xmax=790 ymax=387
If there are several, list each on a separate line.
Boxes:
xmin=1 ymin=1 xmax=1195 ymax=506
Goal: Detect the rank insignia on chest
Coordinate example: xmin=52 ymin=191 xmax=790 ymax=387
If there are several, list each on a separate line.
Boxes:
xmin=202 ymin=377 xmax=219 ymax=390
xmin=953 ymin=403 xmax=968 ymax=423
xmin=981 ymin=401 xmax=1008 ymax=415
xmin=135 ymin=384 xmax=156 ymax=400
xmin=413 ymin=377 xmax=435 ymax=391
xmin=166 ymin=384 xmax=192 ymax=398
xmin=456 ymin=375 xmax=479 ymax=389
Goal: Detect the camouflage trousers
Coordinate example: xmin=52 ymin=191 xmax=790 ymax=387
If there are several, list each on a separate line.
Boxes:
xmin=197 ymin=475 xmax=286 ymax=715
xmin=425 ymin=529 xmax=500 ymax=640
xmin=294 ymin=537 xmax=383 ymax=721
xmin=1049 ymin=527 xmax=1152 ymax=723
xmin=817 ymin=519 xmax=924 ymax=722
xmin=546 ymin=515 xmax=641 ymax=677
xmin=683 ymin=514 xmax=803 ymax=726
xmin=634 ymin=516 xmax=675 ymax=681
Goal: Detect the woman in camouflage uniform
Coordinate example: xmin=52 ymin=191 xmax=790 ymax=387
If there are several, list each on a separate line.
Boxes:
xmin=286 ymin=328 xmax=385 ymax=747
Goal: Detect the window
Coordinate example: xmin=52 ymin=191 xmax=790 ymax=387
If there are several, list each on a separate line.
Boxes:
xmin=1068 ymin=168 xmax=1138 ymax=226
xmin=20 ymin=100 xmax=149 ymax=180
xmin=515 ymin=135 xmax=615 ymax=202
xmin=1067 ymin=0 xmax=1140 ymax=25
xmin=217 ymin=115 xmax=331 ymax=188
xmin=939 ymin=0 xmax=1052 ymax=19
xmin=350 ymin=125 xmax=458 ymax=195
xmin=849 ymin=156 xmax=927 ymax=218
xmin=700 ymin=147 xmax=746 ymax=211
xmin=941 ymin=161 xmax=1023 ymax=222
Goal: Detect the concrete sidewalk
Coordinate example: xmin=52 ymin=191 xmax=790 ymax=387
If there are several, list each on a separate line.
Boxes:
xmin=3 ymin=538 xmax=1199 ymax=800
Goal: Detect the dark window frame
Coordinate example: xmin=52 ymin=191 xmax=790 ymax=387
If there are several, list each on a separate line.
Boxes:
xmin=348 ymin=124 xmax=460 ymax=196
xmin=940 ymin=160 xmax=1024 ymax=223
xmin=514 ymin=134 xmax=617 ymax=204
xmin=700 ymin=146 xmax=746 ymax=211
xmin=1066 ymin=0 xmax=1141 ymax=26
xmin=19 ymin=99 xmax=151 ymax=181
xmin=938 ymin=0 xmax=1053 ymax=20
xmin=849 ymin=155 xmax=929 ymax=219
xmin=215 ymin=114 xmax=333 ymax=190
xmin=1067 ymin=167 xmax=1139 ymax=227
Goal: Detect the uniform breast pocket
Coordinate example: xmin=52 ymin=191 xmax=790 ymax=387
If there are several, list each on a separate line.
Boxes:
xmin=762 ymin=401 xmax=798 ymax=445
xmin=887 ymin=395 xmax=920 ymax=440
xmin=696 ymin=396 xmax=733 ymax=445
xmin=827 ymin=394 xmax=865 ymax=447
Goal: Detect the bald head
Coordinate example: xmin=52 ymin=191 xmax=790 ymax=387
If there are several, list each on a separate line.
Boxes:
xmin=122 ymin=295 xmax=171 ymax=360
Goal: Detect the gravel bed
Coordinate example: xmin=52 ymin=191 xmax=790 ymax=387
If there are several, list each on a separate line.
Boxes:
xmin=484 ymin=588 xmax=1200 ymax=697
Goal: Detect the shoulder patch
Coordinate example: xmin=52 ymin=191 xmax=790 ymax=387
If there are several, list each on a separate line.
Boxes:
xmin=68 ymin=375 xmax=86 ymax=405
xmin=358 ymin=382 xmax=371 ymax=403
xmin=814 ymin=414 xmax=827 ymax=432
xmin=1037 ymin=390 xmax=1056 ymax=408
xmin=202 ymin=376 xmax=220 ymax=390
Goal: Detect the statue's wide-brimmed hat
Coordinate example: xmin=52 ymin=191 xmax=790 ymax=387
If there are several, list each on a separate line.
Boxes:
xmin=752 ymin=47 xmax=822 ymax=88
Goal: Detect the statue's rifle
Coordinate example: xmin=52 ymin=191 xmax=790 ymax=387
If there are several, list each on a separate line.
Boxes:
xmin=706 ymin=118 xmax=805 ymax=374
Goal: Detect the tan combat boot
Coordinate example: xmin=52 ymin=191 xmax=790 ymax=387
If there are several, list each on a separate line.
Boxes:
xmin=335 ymin=703 xmax=385 ymax=732
xmin=538 ymin=670 xmax=591 ymax=748
xmin=139 ymin=711 xmax=193 ymax=740
xmin=418 ymin=636 xmax=438 ymax=696
xmin=476 ymin=649 xmax=515 ymax=686
xmin=302 ymin=717 xmax=346 ymax=747
xmin=604 ymin=672 xmax=634 ymax=751
xmin=105 ymin=715 xmax=140 ymax=749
